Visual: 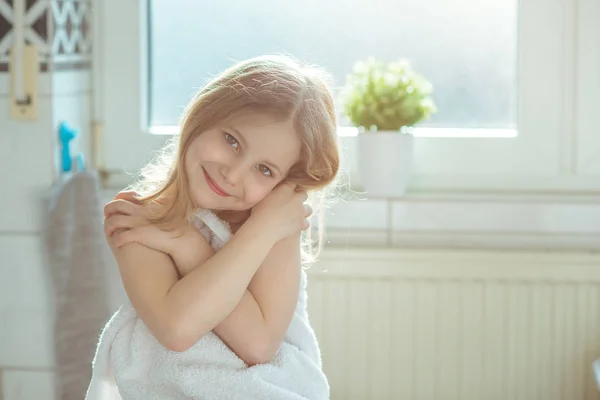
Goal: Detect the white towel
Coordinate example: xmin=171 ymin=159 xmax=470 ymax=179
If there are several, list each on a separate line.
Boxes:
xmin=86 ymin=209 xmax=329 ymax=400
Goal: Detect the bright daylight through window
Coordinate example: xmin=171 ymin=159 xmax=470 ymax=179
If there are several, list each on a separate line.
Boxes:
xmin=148 ymin=0 xmax=517 ymax=136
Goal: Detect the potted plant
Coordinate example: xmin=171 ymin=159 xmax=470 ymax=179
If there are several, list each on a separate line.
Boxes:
xmin=341 ymin=58 xmax=436 ymax=197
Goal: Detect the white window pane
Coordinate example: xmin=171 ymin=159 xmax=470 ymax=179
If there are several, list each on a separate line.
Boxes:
xmin=149 ymin=0 xmax=517 ymax=130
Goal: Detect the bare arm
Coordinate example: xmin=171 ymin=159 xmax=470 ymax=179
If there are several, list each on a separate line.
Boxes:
xmin=213 ymin=233 xmax=301 ymax=365
xmin=134 ymin=226 xmax=300 ymax=365
xmin=112 ymin=244 xmax=180 ymax=346
xmin=113 ymin=217 xmax=276 ymax=352
xmin=116 ymin=228 xmax=299 ymax=364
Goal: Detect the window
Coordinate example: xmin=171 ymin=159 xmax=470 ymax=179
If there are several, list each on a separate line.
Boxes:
xmin=95 ymin=0 xmax=590 ymax=192
xmin=148 ymin=0 xmax=517 ymax=131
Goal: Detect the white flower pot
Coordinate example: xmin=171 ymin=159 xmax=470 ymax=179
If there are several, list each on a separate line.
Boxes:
xmin=357 ymin=131 xmax=414 ymax=197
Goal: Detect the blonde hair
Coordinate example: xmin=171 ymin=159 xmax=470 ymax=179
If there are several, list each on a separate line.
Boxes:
xmin=131 ymin=55 xmax=341 ymax=262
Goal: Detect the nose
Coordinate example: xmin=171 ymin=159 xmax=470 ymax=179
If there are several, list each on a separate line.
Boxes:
xmin=221 ymin=162 xmax=245 ymax=187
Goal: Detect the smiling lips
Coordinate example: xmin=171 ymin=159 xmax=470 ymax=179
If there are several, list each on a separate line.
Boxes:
xmin=203 ymin=168 xmax=231 ymax=197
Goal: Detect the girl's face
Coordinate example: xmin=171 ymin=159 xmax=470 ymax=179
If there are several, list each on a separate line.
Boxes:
xmin=184 ymin=112 xmax=302 ymax=211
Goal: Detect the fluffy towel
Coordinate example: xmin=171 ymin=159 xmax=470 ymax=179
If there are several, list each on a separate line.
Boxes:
xmin=86 ymin=209 xmax=329 ymax=400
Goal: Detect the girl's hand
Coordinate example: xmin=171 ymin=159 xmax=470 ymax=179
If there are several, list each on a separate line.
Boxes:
xmin=103 ymin=191 xmax=173 ymax=254
xmin=103 ymin=191 xmax=213 ymax=275
xmin=249 ymin=183 xmax=313 ymax=243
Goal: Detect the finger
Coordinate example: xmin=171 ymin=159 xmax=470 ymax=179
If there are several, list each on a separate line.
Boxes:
xmin=304 ymin=204 xmax=313 ymax=218
xmin=302 ymin=219 xmax=310 ymax=231
xmin=114 ymin=191 xmax=141 ymax=203
xmin=104 ymin=215 xmax=140 ymax=237
xmin=114 ymin=225 xmax=170 ymax=252
xmin=104 ymin=199 xmax=140 ymax=218
xmin=294 ymin=190 xmax=308 ymax=202
xmin=109 ymin=227 xmax=129 ymax=248
xmin=113 ymin=229 xmax=136 ymax=248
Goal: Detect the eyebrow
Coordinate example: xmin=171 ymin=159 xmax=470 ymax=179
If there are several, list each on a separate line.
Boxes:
xmin=229 ymin=126 xmax=283 ymax=176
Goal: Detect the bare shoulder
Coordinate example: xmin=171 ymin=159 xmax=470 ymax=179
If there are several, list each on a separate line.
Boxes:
xmin=113 ymin=242 xmax=178 ymax=295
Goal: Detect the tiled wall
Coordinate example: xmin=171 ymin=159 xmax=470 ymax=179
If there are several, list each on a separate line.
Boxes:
xmin=323 ymin=196 xmax=600 ymax=250
xmin=0 ymin=0 xmax=92 ymax=399
xmin=0 ymin=0 xmax=91 ymax=72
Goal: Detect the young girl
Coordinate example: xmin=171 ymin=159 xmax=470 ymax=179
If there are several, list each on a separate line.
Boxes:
xmin=86 ymin=55 xmax=340 ymax=400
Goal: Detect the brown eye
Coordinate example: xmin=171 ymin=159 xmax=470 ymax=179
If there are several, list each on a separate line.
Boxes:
xmin=257 ymin=164 xmax=272 ymax=177
xmin=224 ymin=133 xmax=239 ymax=150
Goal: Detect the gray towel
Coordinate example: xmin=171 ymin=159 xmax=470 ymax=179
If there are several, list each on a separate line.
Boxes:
xmin=43 ymin=172 xmax=113 ymax=400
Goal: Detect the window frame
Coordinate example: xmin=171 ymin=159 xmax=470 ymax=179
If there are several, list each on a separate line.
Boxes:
xmin=93 ymin=0 xmax=600 ymax=194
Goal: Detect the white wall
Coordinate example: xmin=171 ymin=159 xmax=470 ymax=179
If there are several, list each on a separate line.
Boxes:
xmin=0 ymin=0 xmax=92 ymax=398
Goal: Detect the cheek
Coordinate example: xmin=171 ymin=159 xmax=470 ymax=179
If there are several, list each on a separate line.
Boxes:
xmin=191 ymin=134 xmax=229 ymax=163
xmin=195 ymin=142 xmax=220 ymax=163
xmin=187 ymin=171 xmax=205 ymax=206
xmin=206 ymin=139 xmax=228 ymax=157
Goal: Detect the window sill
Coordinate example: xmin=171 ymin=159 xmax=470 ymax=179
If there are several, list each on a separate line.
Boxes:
xmin=323 ymin=193 xmax=600 ymax=251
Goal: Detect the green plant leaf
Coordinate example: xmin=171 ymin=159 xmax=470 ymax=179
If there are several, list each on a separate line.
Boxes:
xmin=341 ymin=58 xmax=437 ymax=132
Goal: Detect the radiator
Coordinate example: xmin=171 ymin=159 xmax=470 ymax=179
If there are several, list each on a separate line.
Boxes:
xmin=307 ymin=248 xmax=600 ymax=400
